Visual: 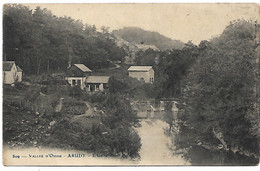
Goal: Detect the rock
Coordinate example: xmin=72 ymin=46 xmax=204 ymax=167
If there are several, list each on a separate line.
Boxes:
xmin=35 ymin=112 xmax=40 ymax=115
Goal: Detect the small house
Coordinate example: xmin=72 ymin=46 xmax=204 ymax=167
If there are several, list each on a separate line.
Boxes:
xmin=65 ymin=64 xmax=92 ymax=89
xmin=86 ymin=76 xmax=110 ymax=92
xmin=3 ymin=61 xmax=23 ymax=84
xmin=127 ymin=66 xmax=154 ymax=83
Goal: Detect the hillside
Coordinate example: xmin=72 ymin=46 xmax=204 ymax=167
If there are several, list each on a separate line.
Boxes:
xmin=113 ymin=35 xmax=160 ymax=64
xmin=112 ymin=27 xmax=185 ymax=50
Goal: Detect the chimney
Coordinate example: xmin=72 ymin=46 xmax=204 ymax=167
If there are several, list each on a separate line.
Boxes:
xmin=68 ymin=62 xmax=71 ymax=68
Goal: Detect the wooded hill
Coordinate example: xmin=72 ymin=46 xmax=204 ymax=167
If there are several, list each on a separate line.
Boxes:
xmin=3 ymin=5 xmax=126 ymax=75
xmin=112 ymin=27 xmax=185 ymax=50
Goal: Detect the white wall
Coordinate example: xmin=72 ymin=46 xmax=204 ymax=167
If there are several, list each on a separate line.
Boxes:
xmin=3 ymin=65 xmax=17 ymax=84
xmin=128 ymin=68 xmax=154 ymax=83
xmin=65 ymin=77 xmax=86 ymax=89
xmin=148 ymin=68 xmax=154 ymax=83
xmin=17 ymin=72 xmax=22 ymax=82
xmin=86 ymin=83 xmax=105 ymax=92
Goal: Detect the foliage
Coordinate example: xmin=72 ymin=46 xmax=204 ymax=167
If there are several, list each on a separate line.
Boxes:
xmin=102 ymin=94 xmax=139 ymax=129
xmin=23 ymin=85 xmax=41 ymax=101
xmin=164 ymin=101 xmax=174 ymax=132
xmin=46 ymin=118 xmax=141 ymax=158
xmin=176 ymin=20 xmax=259 ymax=165
xmin=108 ymin=75 xmax=157 ymax=99
xmin=68 ymin=85 xmax=83 ymax=98
xmin=61 ymin=97 xmax=87 ymax=115
xmin=86 ymin=92 xmax=107 ymax=104
xmin=135 ymin=48 xmax=160 ymax=66
xmin=133 ymin=42 xmax=200 ymax=98
xmin=3 ymin=4 xmax=126 ymax=74
xmin=108 ymin=76 xmax=129 ymax=94
xmin=161 ymin=41 xmax=200 ymax=97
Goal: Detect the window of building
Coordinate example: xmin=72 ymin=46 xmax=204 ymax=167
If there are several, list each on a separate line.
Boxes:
xmin=72 ymin=79 xmax=76 ymax=85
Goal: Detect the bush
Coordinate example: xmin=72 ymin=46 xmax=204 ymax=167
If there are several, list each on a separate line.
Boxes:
xmin=23 ymin=86 xmax=41 ymax=101
xmin=109 ymin=125 xmax=141 ymax=158
xmin=87 ymin=92 xmax=107 ymax=104
xmin=45 ymin=119 xmax=141 ymax=158
xmin=61 ymin=97 xmax=87 ymax=115
xmin=14 ymin=82 xmax=28 ymax=90
xmin=45 ymin=118 xmax=87 ymax=149
xmin=69 ymin=86 xmax=82 ymax=98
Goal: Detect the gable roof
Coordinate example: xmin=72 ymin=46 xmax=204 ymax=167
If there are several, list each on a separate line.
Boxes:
xmin=128 ymin=66 xmax=153 ymax=72
xmin=86 ymin=76 xmax=110 ymax=84
xmin=3 ymin=61 xmax=15 ymax=71
xmin=74 ymin=64 xmax=92 ymax=72
xmin=17 ymin=65 xmax=23 ymax=72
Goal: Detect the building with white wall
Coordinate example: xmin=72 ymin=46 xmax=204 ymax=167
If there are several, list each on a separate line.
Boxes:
xmin=65 ymin=64 xmax=92 ymax=89
xmin=127 ymin=66 xmax=154 ymax=84
xmin=3 ymin=61 xmax=23 ymax=84
xmin=86 ymin=76 xmax=110 ymax=92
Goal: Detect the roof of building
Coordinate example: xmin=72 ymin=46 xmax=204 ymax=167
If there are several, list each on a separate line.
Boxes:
xmin=86 ymin=76 xmax=110 ymax=84
xmin=127 ymin=66 xmax=153 ymax=72
xmin=3 ymin=61 xmax=15 ymax=71
xmin=17 ymin=65 xmax=23 ymax=72
xmin=74 ymin=64 xmax=92 ymax=72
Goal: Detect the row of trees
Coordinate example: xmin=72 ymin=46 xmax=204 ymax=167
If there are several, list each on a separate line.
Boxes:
xmin=3 ymin=4 xmax=126 ymax=75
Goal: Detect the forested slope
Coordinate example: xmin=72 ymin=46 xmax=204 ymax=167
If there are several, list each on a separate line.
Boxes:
xmin=3 ymin=4 xmax=126 ymax=74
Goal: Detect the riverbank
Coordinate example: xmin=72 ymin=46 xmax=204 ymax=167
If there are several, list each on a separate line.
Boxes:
xmin=3 ymin=119 xmax=189 ymax=166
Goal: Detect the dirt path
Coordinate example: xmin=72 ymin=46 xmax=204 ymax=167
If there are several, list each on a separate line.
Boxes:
xmin=55 ymin=97 xmax=64 ymax=112
xmin=136 ymin=119 xmax=189 ymax=165
xmin=108 ymin=63 xmax=120 ymax=70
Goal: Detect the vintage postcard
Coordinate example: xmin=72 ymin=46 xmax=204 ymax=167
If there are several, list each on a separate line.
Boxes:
xmin=2 ymin=3 xmax=260 ymax=166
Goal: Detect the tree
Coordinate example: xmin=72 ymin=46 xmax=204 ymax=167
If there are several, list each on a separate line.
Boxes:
xmin=3 ymin=5 xmax=127 ymax=74
xmin=154 ymin=42 xmax=200 ymax=97
xmin=102 ymin=93 xmax=138 ymax=129
xmin=164 ymin=101 xmax=174 ymax=132
xmin=176 ymin=20 xmax=259 ymax=165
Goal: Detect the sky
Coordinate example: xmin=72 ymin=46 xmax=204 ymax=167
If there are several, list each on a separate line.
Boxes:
xmin=25 ymin=3 xmax=258 ymax=44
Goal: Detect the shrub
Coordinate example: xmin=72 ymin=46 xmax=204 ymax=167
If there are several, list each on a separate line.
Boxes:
xmin=14 ymin=82 xmax=28 ymax=90
xmin=87 ymin=92 xmax=107 ymax=104
xmin=23 ymin=86 xmax=41 ymax=101
xmin=69 ymin=86 xmax=82 ymax=98
xmin=109 ymin=125 xmax=141 ymax=158
xmin=61 ymin=97 xmax=87 ymax=115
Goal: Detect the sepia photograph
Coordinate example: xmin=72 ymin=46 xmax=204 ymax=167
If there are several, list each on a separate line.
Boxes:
xmin=1 ymin=2 xmax=260 ymax=166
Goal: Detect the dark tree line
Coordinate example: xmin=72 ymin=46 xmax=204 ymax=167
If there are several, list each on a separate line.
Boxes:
xmin=3 ymin=4 xmax=126 ymax=75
